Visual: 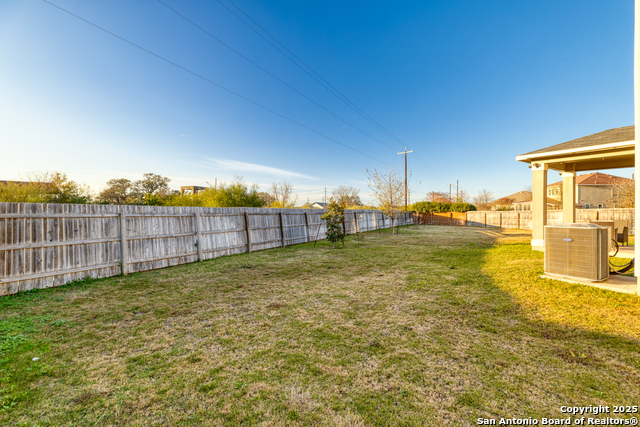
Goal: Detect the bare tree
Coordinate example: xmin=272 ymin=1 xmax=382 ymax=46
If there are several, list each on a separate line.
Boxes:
xmin=332 ymin=185 xmax=362 ymax=207
xmin=367 ymin=167 xmax=404 ymax=234
xmin=270 ymin=181 xmax=297 ymax=208
xmin=425 ymin=191 xmax=450 ymax=203
xmin=473 ymin=189 xmax=494 ymax=211
xmin=609 ymin=180 xmax=635 ymax=208
xmin=457 ymin=190 xmax=470 ymax=203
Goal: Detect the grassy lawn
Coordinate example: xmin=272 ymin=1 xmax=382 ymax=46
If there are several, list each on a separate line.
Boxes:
xmin=1 ymin=225 xmax=639 ymax=426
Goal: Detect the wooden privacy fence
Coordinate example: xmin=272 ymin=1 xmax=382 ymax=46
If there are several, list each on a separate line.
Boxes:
xmin=414 ymin=212 xmax=467 ymax=226
xmin=464 ymin=208 xmax=635 ymax=234
xmin=0 ymin=203 xmax=413 ymax=296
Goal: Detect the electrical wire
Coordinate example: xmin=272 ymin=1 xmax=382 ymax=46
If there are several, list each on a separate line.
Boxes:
xmin=155 ymin=0 xmax=399 ymax=152
xmin=41 ymin=0 xmax=392 ymax=167
xmin=219 ymin=0 xmax=448 ymax=182
xmin=217 ymin=0 xmax=416 ymax=149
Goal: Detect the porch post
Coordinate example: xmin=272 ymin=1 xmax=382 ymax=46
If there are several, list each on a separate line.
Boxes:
xmin=634 ymin=0 xmax=639 ymax=291
xmin=562 ymin=171 xmax=576 ymax=224
xmin=531 ymin=163 xmax=548 ymax=250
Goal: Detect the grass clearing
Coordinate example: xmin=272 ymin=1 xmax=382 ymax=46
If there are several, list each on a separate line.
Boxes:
xmin=0 ymin=225 xmax=639 ymax=426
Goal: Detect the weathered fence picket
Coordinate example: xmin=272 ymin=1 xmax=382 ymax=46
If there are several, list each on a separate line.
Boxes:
xmin=0 ymin=203 xmax=412 ymax=296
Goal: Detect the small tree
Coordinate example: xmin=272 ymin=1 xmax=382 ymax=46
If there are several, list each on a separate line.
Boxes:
xmin=321 ymin=198 xmax=345 ymax=249
xmin=131 ymin=173 xmax=172 ymax=204
xmin=199 ymin=175 xmax=265 ymax=207
xmin=98 ymin=178 xmax=134 ymax=204
xmin=367 ymin=166 xmax=404 ymax=235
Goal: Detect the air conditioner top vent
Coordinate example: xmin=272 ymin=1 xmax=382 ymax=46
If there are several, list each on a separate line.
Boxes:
xmin=546 ymin=223 xmax=605 ymax=229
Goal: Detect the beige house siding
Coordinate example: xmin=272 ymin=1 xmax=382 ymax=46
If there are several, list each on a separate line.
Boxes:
xmin=576 ymin=185 xmax=617 ymax=208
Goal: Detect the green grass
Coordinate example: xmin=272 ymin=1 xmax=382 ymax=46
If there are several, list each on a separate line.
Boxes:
xmin=0 ymin=225 xmax=639 ymax=426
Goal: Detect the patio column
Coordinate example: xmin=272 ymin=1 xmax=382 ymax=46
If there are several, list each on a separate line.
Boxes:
xmin=634 ymin=0 xmax=639 ymax=291
xmin=562 ymin=171 xmax=576 ymax=223
xmin=531 ymin=163 xmax=548 ymax=250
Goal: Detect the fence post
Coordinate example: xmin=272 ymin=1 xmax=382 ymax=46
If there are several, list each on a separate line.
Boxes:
xmin=119 ymin=212 xmax=128 ymax=276
xmin=304 ymin=212 xmax=310 ymax=242
xmin=354 ymin=212 xmax=359 ymax=233
xmin=245 ymin=212 xmax=252 ymax=252
xmin=499 ymin=212 xmax=502 ymax=228
xmin=195 ymin=211 xmax=203 ymax=261
xmin=342 ymin=214 xmax=346 ymax=235
xmin=279 ymin=212 xmax=286 ymax=247
xmin=484 ymin=212 xmax=487 ymax=227
xmin=517 ymin=212 xmax=521 ymax=229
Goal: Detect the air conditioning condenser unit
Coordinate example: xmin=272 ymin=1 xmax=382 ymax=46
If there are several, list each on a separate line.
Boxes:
xmin=544 ymin=223 xmax=609 ymax=282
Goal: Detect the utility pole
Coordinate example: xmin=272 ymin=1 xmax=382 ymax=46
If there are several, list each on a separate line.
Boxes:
xmin=397 ymin=147 xmax=413 ymax=210
xmin=324 ymin=187 xmax=327 ymax=204
xmin=456 ymin=179 xmax=459 ymax=202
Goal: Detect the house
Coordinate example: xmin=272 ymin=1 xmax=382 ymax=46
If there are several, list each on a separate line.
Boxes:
xmin=180 ymin=186 xmax=207 ymax=195
xmin=489 ymin=191 xmax=533 ymax=210
xmin=300 ymin=202 xmax=328 ymax=209
xmin=489 ymin=190 xmax=563 ymax=211
xmin=546 ymin=172 xmax=633 ymax=209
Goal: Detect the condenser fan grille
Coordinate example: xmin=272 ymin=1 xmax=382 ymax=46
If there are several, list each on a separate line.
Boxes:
xmin=544 ymin=224 xmax=608 ymax=282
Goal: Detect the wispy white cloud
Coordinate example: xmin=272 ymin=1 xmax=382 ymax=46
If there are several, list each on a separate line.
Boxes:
xmin=204 ymin=158 xmax=316 ymax=180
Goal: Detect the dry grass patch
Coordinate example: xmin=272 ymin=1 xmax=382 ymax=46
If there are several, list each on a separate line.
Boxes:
xmin=0 ymin=225 xmax=638 ymax=426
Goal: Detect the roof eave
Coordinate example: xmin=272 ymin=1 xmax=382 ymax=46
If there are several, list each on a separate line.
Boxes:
xmin=515 ymin=140 xmax=635 ymax=163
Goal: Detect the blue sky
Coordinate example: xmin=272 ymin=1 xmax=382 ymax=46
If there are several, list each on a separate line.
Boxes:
xmin=0 ymin=0 xmax=635 ymax=204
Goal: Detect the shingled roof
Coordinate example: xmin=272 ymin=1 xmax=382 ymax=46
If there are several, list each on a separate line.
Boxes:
xmin=519 ymin=125 xmax=635 ymax=158
xmin=489 ymin=190 xmax=533 ymax=205
xmin=547 ymin=172 xmax=634 ymax=187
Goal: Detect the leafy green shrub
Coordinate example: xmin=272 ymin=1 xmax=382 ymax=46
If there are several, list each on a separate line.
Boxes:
xmin=410 ymin=201 xmax=476 ymax=213
xmin=321 ymin=198 xmax=345 ymax=249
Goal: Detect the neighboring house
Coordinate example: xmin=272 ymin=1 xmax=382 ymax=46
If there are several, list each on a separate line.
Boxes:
xmin=300 ymin=202 xmax=328 ymax=209
xmin=489 ymin=191 xmax=532 ymax=210
xmin=513 ymin=198 xmax=563 ymax=211
xmin=488 ymin=172 xmax=633 ymax=211
xmin=546 ymin=172 xmax=633 ymax=209
xmin=180 ymin=186 xmax=207 ymax=195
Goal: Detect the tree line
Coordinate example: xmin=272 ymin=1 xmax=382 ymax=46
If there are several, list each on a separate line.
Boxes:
xmin=0 ymin=172 xmax=369 ymax=209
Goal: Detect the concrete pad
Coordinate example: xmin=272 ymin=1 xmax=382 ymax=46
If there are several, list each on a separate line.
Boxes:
xmin=542 ymin=274 xmax=637 ymax=295
xmin=616 ymin=245 xmax=635 ymax=259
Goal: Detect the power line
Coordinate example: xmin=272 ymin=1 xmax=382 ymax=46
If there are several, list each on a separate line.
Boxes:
xmin=41 ymin=0 xmax=391 ymax=167
xmin=218 ymin=0 xmax=446 ymax=180
xmin=155 ymin=0 xmax=398 ymax=152
xmin=216 ymin=0 xmax=407 ymax=148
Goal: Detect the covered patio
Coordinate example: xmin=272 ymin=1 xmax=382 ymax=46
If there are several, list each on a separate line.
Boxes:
xmin=516 ymin=126 xmax=635 ymax=249
xmin=516 ymin=125 xmax=638 ymax=295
